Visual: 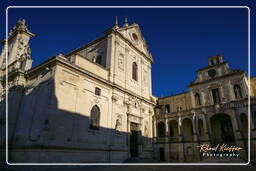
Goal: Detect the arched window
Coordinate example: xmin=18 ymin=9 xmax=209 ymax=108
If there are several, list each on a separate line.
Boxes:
xmin=234 ymin=84 xmax=242 ymax=99
xmin=95 ymin=55 xmax=102 ymax=65
xmin=210 ymin=113 xmax=235 ymax=144
xmin=132 ymin=62 xmax=138 ymax=81
xmin=169 ymin=120 xmax=178 ymax=137
xmin=89 ymin=105 xmax=100 ymax=130
xmin=195 ymin=93 xmax=201 ymax=106
xmin=182 ymin=118 xmax=193 ymax=136
xmin=157 ymin=122 xmax=166 ymax=137
xmin=95 ymin=87 xmax=101 ymax=96
xmin=212 ymin=88 xmax=220 ymax=104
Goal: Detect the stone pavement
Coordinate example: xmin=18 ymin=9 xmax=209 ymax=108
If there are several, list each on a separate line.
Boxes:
xmin=1 ymin=158 xmax=256 ymax=171
xmin=1 ymin=164 xmax=256 ymax=171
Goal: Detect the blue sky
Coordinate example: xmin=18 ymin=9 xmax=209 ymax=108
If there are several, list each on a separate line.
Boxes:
xmin=0 ymin=3 xmax=254 ymax=97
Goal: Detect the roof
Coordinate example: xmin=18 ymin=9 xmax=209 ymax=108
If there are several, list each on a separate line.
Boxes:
xmin=158 ymin=91 xmax=189 ymax=100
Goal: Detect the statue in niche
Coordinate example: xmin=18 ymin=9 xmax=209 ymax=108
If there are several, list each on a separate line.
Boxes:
xmin=24 ymin=44 xmax=31 ymax=56
xmin=17 ymin=19 xmax=27 ymax=30
xmin=19 ymin=45 xmax=31 ymax=61
xmin=144 ymin=121 xmax=149 ymax=137
xmin=115 ymin=116 xmax=122 ymax=133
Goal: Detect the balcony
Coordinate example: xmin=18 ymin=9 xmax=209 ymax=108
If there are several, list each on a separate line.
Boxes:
xmin=182 ymin=136 xmax=194 ymax=142
xmin=168 ymin=136 xmax=180 ymax=142
xmin=198 ymin=135 xmax=209 ymax=141
xmin=154 ymin=137 xmax=168 ymax=143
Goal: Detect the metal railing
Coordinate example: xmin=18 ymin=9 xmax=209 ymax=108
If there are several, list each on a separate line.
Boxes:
xmin=182 ymin=136 xmax=194 ymax=141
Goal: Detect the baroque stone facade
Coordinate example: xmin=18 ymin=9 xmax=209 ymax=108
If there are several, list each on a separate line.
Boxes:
xmin=154 ymin=55 xmax=256 ymax=162
xmin=0 ymin=19 xmax=255 ymax=163
xmin=0 ymin=19 xmax=156 ymax=163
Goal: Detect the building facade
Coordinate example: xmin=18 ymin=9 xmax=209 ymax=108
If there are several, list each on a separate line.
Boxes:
xmin=154 ymin=55 xmax=256 ymax=162
xmin=0 ymin=19 xmax=255 ymax=163
xmin=0 ymin=19 xmax=156 ymax=163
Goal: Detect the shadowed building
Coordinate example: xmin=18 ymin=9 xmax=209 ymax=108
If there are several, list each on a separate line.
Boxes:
xmin=0 ymin=18 xmax=156 ymax=163
xmin=154 ymin=55 xmax=256 ymax=162
xmin=0 ymin=19 xmax=255 ymax=164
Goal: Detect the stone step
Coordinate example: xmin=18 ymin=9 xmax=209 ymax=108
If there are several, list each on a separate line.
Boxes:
xmin=124 ymin=157 xmax=158 ymax=163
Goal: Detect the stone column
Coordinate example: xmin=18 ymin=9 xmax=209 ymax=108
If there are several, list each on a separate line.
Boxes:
xmin=165 ymin=118 xmax=170 ymax=161
xmin=190 ymin=91 xmax=196 ymax=108
xmin=178 ymin=116 xmax=183 ymax=141
xmin=203 ymin=112 xmax=212 ymax=143
xmin=219 ymin=85 xmax=225 ymax=103
xmin=228 ymin=80 xmax=235 ymax=101
xmin=250 ymin=109 xmax=256 ymax=130
xmin=153 ymin=118 xmax=157 ymax=138
xmin=165 ymin=119 xmax=169 ymax=137
xmin=178 ymin=115 xmax=184 ymax=161
xmin=241 ymin=77 xmax=249 ymax=97
xmin=201 ymin=91 xmax=206 ymax=106
xmin=127 ymin=118 xmax=131 ymax=158
xmin=230 ymin=109 xmax=242 ymax=140
xmin=232 ymin=108 xmax=248 ymax=159
xmin=192 ymin=113 xmax=198 ymax=141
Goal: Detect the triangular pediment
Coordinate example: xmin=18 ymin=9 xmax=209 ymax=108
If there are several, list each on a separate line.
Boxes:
xmin=117 ymin=24 xmax=150 ymax=57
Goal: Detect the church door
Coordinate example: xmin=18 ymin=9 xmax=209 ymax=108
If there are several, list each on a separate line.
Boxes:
xmin=130 ymin=122 xmax=139 ymax=157
xmin=159 ymin=147 xmax=165 ymax=161
xmin=220 ymin=119 xmax=235 ymax=143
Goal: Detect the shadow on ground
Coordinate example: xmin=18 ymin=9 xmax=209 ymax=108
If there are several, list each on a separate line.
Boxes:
xmin=1 ymin=162 xmax=256 ymax=171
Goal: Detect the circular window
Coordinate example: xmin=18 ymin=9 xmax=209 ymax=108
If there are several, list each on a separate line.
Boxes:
xmin=208 ymin=69 xmax=216 ymax=78
xmin=132 ymin=33 xmax=138 ymax=41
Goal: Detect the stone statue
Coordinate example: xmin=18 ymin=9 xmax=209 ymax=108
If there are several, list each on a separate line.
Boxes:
xmin=144 ymin=122 xmax=149 ymax=137
xmin=115 ymin=116 xmax=122 ymax=133
xmin=24 ymin=44 xmax=31 ymax=57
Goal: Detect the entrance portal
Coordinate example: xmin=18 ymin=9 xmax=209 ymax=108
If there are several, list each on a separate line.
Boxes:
xmin=130 ymin=122 xmax=139 ymax=157
xmin=210 ymin=113 xmax=235 ymax=144
xmin=159 ymin=147 xmax=165 ymax=161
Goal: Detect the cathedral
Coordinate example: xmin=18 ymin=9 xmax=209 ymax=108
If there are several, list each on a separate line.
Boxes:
xmin=0 ymin=18 xmax=255 ymax=163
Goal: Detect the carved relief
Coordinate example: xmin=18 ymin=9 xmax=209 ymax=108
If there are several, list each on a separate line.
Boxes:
xmin=112 ymin=95 xmax=118 ymax=102
xmin=93 ymin=96 xmax=100 ymax=104
xmin=128 ymin=114 xmax=141 ymax=122
xmin=118 ymin=53 xmax=124 ymax=71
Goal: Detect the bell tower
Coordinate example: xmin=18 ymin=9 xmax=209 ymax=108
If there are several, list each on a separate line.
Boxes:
xmin=0 ymin=19 xmax=35 ymax=72
xmin=208 ymin=54 xmax=223 ymax=66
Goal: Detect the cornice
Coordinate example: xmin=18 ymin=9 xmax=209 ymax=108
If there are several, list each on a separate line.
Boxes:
xmin=64 ymin=35 xmax=107 ymax=57
xmin=26 ymin=56 xmax=156 ymax=106
xmin=188 ymin=71 xmax=245 ymax=88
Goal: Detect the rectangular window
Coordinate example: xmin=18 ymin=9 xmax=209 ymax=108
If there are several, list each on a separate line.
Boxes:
xmin=212 ymin=88 xmax=220 ymax=104
xmin=165 ymin=104 xmax=170 ymax=113
xmin=95 ymin=87 xmax=101 ymax=96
